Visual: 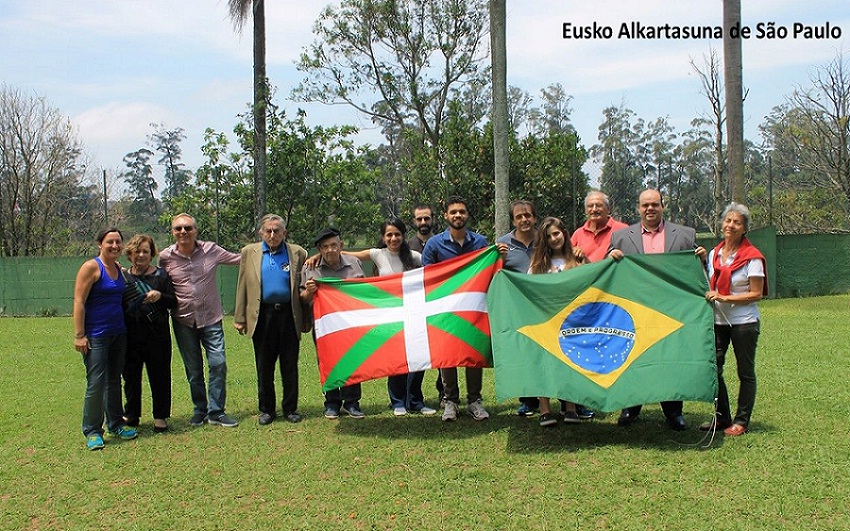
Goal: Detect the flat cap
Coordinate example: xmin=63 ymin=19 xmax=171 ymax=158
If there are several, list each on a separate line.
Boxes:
xmin=314 ymin=226 xmax=341 ymax=247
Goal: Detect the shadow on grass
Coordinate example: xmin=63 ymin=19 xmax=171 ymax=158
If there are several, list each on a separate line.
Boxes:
xmin=263 ymin=402 xmax=755 ymax=452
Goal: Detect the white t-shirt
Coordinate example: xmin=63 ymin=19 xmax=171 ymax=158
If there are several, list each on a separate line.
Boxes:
xmin=369 ymin=248 xmax=422 ymax=276
xmin=708 ymin=248 xmax=764 ymax=325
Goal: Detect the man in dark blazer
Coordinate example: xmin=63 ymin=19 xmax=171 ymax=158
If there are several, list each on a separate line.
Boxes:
xmin=608 ymin=189 xmax=706 ymax=431
xmin=234 ymin=214 xmax=308 ymax=425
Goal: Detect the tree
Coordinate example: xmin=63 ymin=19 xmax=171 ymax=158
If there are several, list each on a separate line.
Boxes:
xmin=122 ymin=148 xmax=158 ymax=225
xmin=723 ymin=0 xmax=745 ymax=202
xmin=490 ymin=0 xmax=509 ymax=236
xmin=591 ymin=105 xmax=644 ymax=223
xmin=294 ymin=0 xmax=488 ymax=160
xmin=228 ymin=0 xmax=267 ymax=225
xmin=0 ymin=85 xmax=91 ymax=256
xmin=758 ymin=53 xmax=850 ymax=230
xmin=527 ymin=83 xmax=577 ymax=137
xmin=148 ymin=123 xmax=190 ymax=203
xmin=691 ymin=48 xmax=727 ymax=228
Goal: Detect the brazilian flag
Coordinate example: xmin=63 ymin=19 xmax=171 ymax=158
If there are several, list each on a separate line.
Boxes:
xmin=488 ymin=252 xmax=716 ymax=412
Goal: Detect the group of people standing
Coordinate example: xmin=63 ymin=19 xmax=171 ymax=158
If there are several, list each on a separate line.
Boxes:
xmin=73 ymin=190 xmax=764 ymax=450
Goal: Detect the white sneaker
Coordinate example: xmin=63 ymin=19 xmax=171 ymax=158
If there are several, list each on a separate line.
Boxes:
xmin=442 ymin=401 xmax=459 ymax=422
xmin=466 ymin=399 xmax=489 ymax=421
xmin=418 ymin=406 xmax=437 ymax=416
xmin=393 ymin=407 xmax=407 ymax=416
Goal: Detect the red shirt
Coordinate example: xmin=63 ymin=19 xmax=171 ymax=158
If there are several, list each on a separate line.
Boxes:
xmin=571 ymin=217 xmax=628 ymax=262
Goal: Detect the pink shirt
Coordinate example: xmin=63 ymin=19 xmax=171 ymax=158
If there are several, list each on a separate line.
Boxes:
xmin=641 ymin=222 xmax=666 ymax=254
xmin=571 ymin=217 xmax=629 ymax=263
xmin=159 ymin=240 xmax=241 ymax=328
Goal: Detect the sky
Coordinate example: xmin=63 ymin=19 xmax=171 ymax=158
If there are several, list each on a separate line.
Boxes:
xmin=2 ymin=0 xmax=849 ymax=187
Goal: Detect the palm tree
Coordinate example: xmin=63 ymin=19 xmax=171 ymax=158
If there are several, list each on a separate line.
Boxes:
xmin=723 ymin=0 xmax=744 ymax=203
xmin=228 ymin=0 xmax=266 ymax=225
xmin=490 ymin=0 xmax=509 ymax=236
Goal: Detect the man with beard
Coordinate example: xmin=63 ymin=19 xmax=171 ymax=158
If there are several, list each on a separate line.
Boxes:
xmin=407 ymin=204 xmax=444 ymax=401
xmin=421 ymin=196 xmax=492 ymax=422
xmin=408 ymin=204 xmax=435 ymax=253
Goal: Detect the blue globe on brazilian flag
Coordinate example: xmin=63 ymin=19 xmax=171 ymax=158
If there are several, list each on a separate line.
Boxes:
xmin=488 ymin=252 xmax=716 ymax=412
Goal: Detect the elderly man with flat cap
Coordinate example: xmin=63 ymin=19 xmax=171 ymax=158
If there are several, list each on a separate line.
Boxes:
xmin=300 ymin=227 xmax=367 ymax=420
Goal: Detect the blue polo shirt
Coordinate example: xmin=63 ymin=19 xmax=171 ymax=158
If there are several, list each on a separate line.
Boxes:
xmin=421 ymin=228 xmax=488 ymax=265
xmin=261 ymin=242 xmax=291 ymax=304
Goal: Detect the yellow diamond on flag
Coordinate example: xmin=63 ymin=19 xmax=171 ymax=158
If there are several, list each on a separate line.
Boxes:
xmin=518 ymin=287 xmax=683 ymax=388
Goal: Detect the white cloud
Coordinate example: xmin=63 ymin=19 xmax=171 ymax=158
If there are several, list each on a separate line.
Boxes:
xmin=73 ymin=101 xmax=175 ymax=164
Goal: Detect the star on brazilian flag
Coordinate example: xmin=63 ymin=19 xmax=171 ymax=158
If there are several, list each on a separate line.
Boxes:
xmin=488 ymin=252 xmax=717 ymax=412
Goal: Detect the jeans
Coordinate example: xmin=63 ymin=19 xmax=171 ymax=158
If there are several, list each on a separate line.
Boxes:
xmin=387 ymin=371 xmax=426 ymax=411
xmin=173 ymin=320 xmax=228 ymax=417
xmin=123 ymin=321 xmax=172 ymax=421
xmin=253 ymin=305 xmax=300 ymax=415
xmin=324 ymin=384 xmax=361 ymax=410
xmin=82 ymin=333 xmax=127 ymax=437
xmin=715 ymin=321 xmax=760 ymax=426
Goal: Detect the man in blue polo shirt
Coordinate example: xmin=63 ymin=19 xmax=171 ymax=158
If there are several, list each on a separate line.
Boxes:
xmin=234 ymin=214 xmax=308 ymax=425
xmin=421 ymin=195 xmax=491 ymax=422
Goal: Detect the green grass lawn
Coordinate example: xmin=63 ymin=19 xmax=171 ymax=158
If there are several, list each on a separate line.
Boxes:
xmin=2 ymin=295 xmax=849 ymax=530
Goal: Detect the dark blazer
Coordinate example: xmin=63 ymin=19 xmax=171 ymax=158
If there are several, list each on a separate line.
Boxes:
xmin=609 ymin=221 xmax=696 ymax=256
xmin=234 ymin=241 xmax=308 ymax=338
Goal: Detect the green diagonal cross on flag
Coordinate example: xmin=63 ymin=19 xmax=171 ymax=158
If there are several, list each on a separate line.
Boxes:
xmin=314 ymin=246 xmax=503 ymax=391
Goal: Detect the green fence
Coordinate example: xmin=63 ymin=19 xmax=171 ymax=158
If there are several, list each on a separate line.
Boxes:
xmin=1 ymin=230 xmax=848 ymax=316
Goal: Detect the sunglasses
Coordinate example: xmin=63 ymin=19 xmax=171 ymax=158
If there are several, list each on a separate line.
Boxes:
xmin=172 ymin=225 xmax=194 ymax=232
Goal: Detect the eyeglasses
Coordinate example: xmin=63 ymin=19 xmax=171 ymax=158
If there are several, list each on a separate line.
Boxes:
xmin=172 ymin=225 xmax=194 ymax=232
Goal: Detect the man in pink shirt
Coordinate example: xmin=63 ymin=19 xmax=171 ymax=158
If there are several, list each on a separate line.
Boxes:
xmin=607 ymin=189 xmax=705 ymax=431
xmin=570 ymin=191 xmax=628 ymax=263
xmin=159 ymin=213 xmax=241 ymax=428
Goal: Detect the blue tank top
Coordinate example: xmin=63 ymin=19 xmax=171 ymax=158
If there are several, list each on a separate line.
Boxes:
xmin=85 ymin=257 xmax=127 ymax=337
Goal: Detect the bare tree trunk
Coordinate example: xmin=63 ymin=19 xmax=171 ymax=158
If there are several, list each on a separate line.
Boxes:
xmin=253 ymin=0 xmax=267 ymax=225
xmin=490 ymin=0 xmax=509 ymax=236
xmin=723 ymin=0 xmax=745 ymax=203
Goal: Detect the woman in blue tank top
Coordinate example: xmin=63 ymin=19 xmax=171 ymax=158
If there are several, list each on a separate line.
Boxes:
xmin=72 ymin=227 xmax=138 ymax=450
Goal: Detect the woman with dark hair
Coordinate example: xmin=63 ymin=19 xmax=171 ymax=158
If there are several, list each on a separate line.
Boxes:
xmin=122 ymin=234 xmax=177 ymax=433
xmin=73 ymin=228 xmax=137 ymax=450
xmin=335 ymin=218 xmax=436 ymax=416
xmin=703 ymin=203 xmax=766 ymax=436
xmin=528 ymin=217 xmax=587 ymax=427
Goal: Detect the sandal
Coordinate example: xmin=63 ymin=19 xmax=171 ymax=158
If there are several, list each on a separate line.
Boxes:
xmin=723 ymin=423 xmax=747 ymax=436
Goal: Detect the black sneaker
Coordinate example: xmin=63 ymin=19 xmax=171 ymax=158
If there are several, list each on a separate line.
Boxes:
xmin=341 ymin=405 xmax=365 ymax=419
xmin=258 ymin=413 xmax=275 ymax=425
xmin=539 ymin=413 xmax=558 ymax=427
xmin=284 ymin=412 xmax=303 ymax=423
xmin=208 ymin=413 xmax=239 ymax=427
xmin=575 ymin=405 xmax=595 ymax=420
xmin=189 ymin=413 xmax=207 ymax=427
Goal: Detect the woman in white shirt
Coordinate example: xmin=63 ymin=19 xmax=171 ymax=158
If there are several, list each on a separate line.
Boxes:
xmin=703 ymin=203 xmax=766 ymax=436
xmin=344 ymin=218 xmax=437 ymax=417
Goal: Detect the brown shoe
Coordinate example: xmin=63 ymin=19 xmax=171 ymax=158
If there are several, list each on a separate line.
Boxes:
xmin=723 ymin=423 xmax=747 ymax=436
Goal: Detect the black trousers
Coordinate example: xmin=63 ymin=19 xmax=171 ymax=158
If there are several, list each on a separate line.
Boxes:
xmin=253 ymin=304 xmax=300 ymax=415
xmin=123 ymin=320 xmax=172 ymax=421
xmin=624 ymin=401 xmax=683 ymax=419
